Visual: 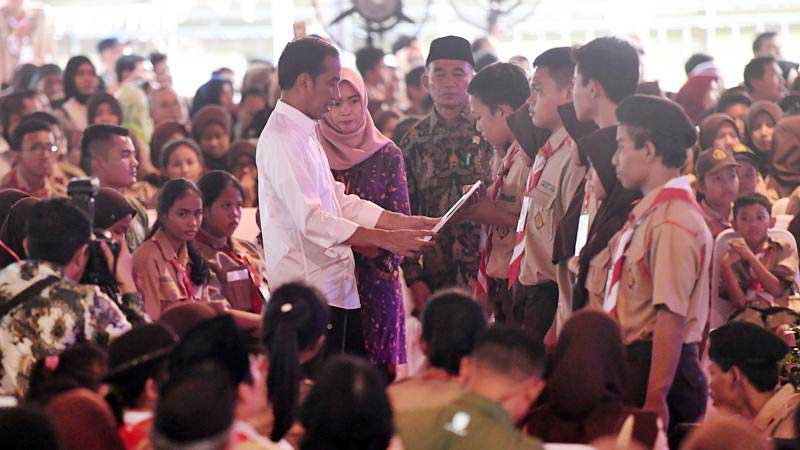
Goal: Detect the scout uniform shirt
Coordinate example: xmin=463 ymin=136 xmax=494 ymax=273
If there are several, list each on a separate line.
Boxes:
xmin=728 ymin=235 xmax=799 ymax=306
xmin=518 ymin=128 xmax=586 ymax=287
xmin=132 ymin=228 xmax=211 ymax=320
xmin=607 ymin=178 xmax=712 ymax=345
xmin=700 ymin=201 xmax=732 ymax=239
xmin=194 ymin=228 xmax=268 ymax=313
xmin=753 ymin=383 xmax=800 ymax=439
xmin=395 ymin=391 xmax=544 ymax=450
xmin=0 ymin=167 xmax=65 ymax=198
xmin=486 ymin=142 xmax=532 ymax=280
xmin=400 ymin=107 xmax=494 ymax=291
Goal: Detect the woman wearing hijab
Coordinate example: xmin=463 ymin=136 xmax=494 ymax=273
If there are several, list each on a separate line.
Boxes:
xmin=524 ymin=310 xmax=663 ymax=448
xmin=767 ymin=115 xmax=800 ymax=198
xmin=0 ymin=197 xmax=38 ymax=270
xmin=698 ymin=113 xmax=741 ymax=152
xmin=572 ymin=126 xmax=642 ymax=311
xmin=675 ymin=63 xmax=723 ymax=124
xmin=745 ymin=101 xmax=783 ymax=171
xmin=317 ymin=67 xmax=411 ymax=373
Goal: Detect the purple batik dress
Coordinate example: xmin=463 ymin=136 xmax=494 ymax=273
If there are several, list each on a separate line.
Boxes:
xmin=332 ymin=143 xmax=409 ymax=365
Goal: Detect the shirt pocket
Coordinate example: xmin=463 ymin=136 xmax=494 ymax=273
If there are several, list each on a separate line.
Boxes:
xmin=157 ymin=275 xmax=183 ymax=312
xmin=586 ymin=248 xmax=611 ymax=301
xmin=620 ymin=241 xmax=650 ymax=301
xmin=529 ymin=186 xmax=557 ymax=242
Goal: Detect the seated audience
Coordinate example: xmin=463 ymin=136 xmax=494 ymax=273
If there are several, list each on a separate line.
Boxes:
xmin=388 ymin=288 xmax=487 ymax=413
xmin=745 ymin=100 xmax=783 ymax=169
xmin=0 ymin=198 xmax=132 ymax=398
xmin=732 ymin=145 xmax=770 ymax=198
xmin=744 ymin=56 xmax=788 ymax=104
xmin=695 ymin=148 xmax=739 ymax=238
xmin=149 ymin=86 xmax=185 ymax=127
xmin=715 ymin=90 xmax=752 ymax=136
xmin=299 ymin=355 xmax=395 ymax=450
xmin=0 ymin=196 xmax=36 ymax=269
xmin=195 ymin=170 xmax=268 ymax=313
xmin=709 ymin=320 xmax=798 ymax=439
xmin=675 ymin=60 xmax=722 ymax=123
xmin=0 ymin=118 xmax=62 ymax=197
xmin=525 ymin=310 xmax=662 ymax=447
xmin=720 ymin=194 xmax=798 ymax=308
xmin=190 ymin=77 xmax=234 ymax=117
xmin=56 ymin=56 xmax=100 ymax=147
xmin=104 ymin=323 xmax=177 ymax=449
xmin=0 ymin=405 xmax=61 ymax=450
xmin=149 ymin=120 xmax=190 ymax=179
xmin=767 ymin=115 xmax=800 ymax=198
xmin=160 ymin=138 xmax=205 ymax=184
xmin=22 ymin=111 xmax=86 ymax=189
xmin=395 ymin=325 xmax=546 ymax=450
xmin=25 ymin=342 xmax=109 ymax=406
xmin=132 ymin=178 xmax=211 ymax=319
xmin=680 ymin=415 xmax=770 ymax=450
xmin=228 ymin=140 xmax=258 ymax=207
xmin=192 ymin=104 xmax=232 ymax=172
xmin=114 ymin=54 xmax=154 ymax=145
xmin=699 ymin=113 xmax=741 ymax=152
xmin=46 ymin=388 xmax=126 ymax=450
xmin=235 ymin=87 xmax=268 ymax=139
xmin=87 ymin=91 xmax=124 ymax=126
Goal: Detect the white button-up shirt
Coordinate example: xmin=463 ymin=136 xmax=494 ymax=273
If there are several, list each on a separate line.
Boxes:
xmin=257 ymin=100 xmax=384 ymax=309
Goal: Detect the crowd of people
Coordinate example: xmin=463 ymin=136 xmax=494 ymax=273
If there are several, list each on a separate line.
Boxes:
xmin=1 ymin=7 xmax=800 ymax=449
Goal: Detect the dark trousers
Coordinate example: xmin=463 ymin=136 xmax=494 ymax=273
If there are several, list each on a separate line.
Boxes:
xmin=511 ymin=280 xmax=559 ymax=341
xmin=326 ymin=307 xmax=367 ymax=358
xmin=489 ymin=279 xmax=514 ymax=323
xmin=625 ymin=341 xmax=708 ymax=450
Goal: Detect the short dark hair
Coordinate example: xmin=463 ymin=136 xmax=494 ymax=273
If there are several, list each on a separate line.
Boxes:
xmin=22 ymin=111 xmax=59 ymax=128
xmin=115 ymin=54 xmax=145 ymax=84
xmin=404 ymin=66 xmax=425 ymax=89
xmin=573 ymin=37 xmax=640 ymax=103
xmin=153 ymin=361 xmax=235 ymax=449
xmin=709 ymin=321 xmax=788 ymax=392
xmin=300 ymin=356 xmax=393 ymax=450
xmin=355 ymin=46 xmax=385 ymax=78
xmin=97 ymin=37 xmax=120 ymax=54
xmin=87 ymin=92 xmax=123 ymax=126
xmin=80 ymin=124 xmax=130 ymax=175
xmin=733 ymin=193 xmax=772 ymax=219
xmin=744 ymin=56 xmax=777 ymax=91
xmin=150 ymin=51 xmax=167 ymax=67
xmin=716 ymin=90 xmax=752 ymax=114
xmin=0 ymin=90 xmax=38 ymax=143
xmin=753 ymin=31 xmax=778 ymax=55
xmin=240 ymin=86 xmax=267 ymax=103
xmin=277 ymin=37 xmax=340 ymax=90
xmin=685 ymin=53 xmax=713 ymax=76
xmin=27 ymin=198 xmax=91 ymax=266
xmin=421 ymin=289 xmax=487 ymax=375
xmin=533 ymin=47 xmax=576 ymax=89
xmin=472 ymin=325 xmax=546 ymax=380
xmin=467 ymin=62 xmax=530 ymax=111
xmin=11 ymin=118 xmax=52 ymax=151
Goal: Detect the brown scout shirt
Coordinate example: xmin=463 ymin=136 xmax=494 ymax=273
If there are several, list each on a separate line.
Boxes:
xmin=519 ymin=128 xmax=586 ymax=286
xmin=132 ymin=228 xmax=210 ymax=319
xmin=486 ymin=142 xmax=532 ymax=280
xmin=608 ymin=180 xmax=713 ymax=345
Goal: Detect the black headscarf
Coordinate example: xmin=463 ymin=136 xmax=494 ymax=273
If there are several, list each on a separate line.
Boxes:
xmin=63 ymin=56 xmax=98 ymax=105
xmin=572 ymin=126 xmax=642 ymax=310
xmin=0 ymin=189 xmax=30 ymax=228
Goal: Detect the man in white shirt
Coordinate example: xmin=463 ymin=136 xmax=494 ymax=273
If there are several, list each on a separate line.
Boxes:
xmin=257 ymin=37 xmax=437 ymax=355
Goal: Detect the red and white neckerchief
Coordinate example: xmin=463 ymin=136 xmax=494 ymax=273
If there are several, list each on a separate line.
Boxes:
xmin=507 ymin=134 xmax=570 ymax=288
xmin=603 ymin=176 xmax=701 ymax=315
xmin=152 ymin=238 xmax=196 ymax=302
xmin=475 ymin=142 xmax=522 ymax=299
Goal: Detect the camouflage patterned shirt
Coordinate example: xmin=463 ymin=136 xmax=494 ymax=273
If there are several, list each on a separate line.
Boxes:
xmin=399 ymin=107 xmax=494 ymax=291
xmin=0 ymin=260 xmax=131 ymax=398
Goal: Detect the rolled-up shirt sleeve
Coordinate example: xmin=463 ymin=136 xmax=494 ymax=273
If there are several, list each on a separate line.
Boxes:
xmin=268 ymin=134 xmax=379 ymax=248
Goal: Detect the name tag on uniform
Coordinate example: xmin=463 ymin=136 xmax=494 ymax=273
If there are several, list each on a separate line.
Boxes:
xmin=226 ymin=268 xmax=250 ymax=282
xmin=574 ymin=213 xmax=590 ymax=256
xmin=539 ymin=180 xmax=556 ymax=194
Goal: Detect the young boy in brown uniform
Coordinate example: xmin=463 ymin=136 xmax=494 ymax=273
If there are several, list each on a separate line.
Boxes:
xmin=607 ymin=94 xmax=712 ymax=448
xmin=508 ymin=47 xmax=585 ymax=339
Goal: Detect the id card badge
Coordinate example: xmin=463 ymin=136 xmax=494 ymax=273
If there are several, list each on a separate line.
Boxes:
xmin=574 ymin=213 xmax=590 ymax=256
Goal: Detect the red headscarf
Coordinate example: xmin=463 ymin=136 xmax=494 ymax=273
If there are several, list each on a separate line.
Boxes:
xmin=317 ymin=67 xmax=392 ymax=171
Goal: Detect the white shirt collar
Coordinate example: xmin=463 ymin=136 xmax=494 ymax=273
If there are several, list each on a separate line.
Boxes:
xmin=274 ymin=99 xmax=317 ymax=136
